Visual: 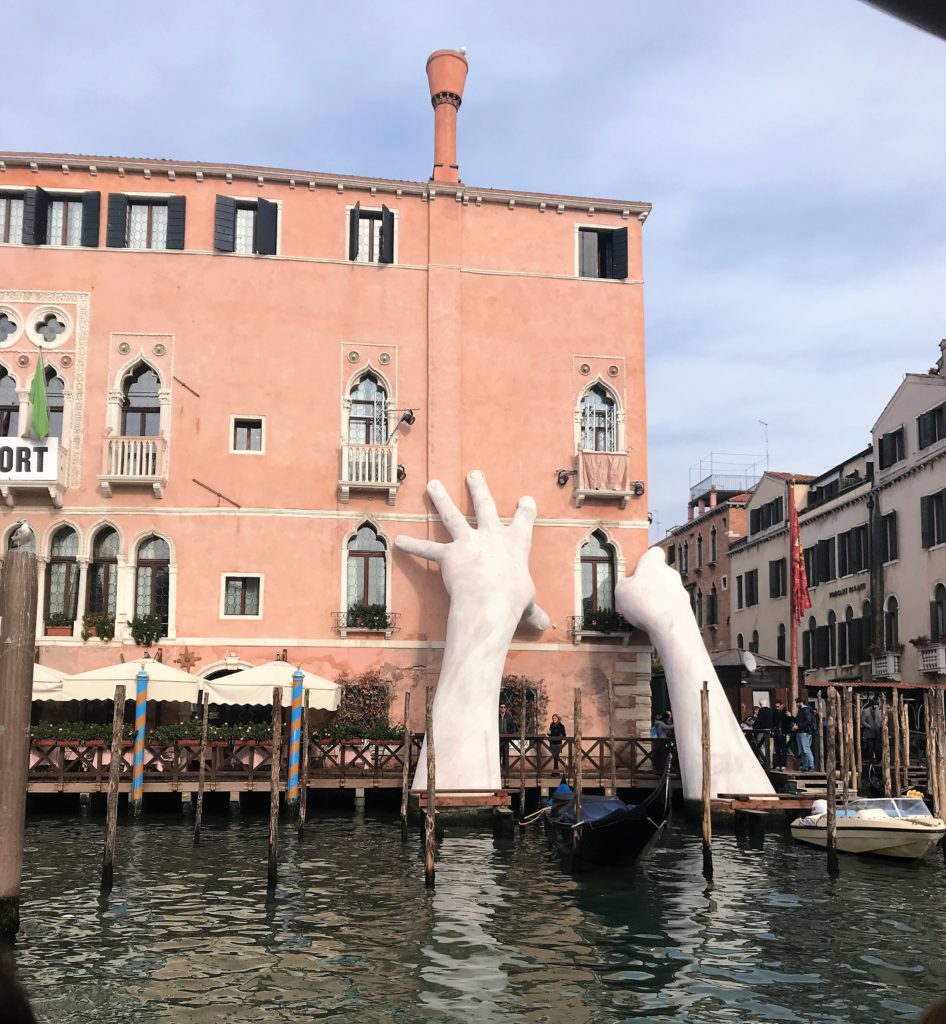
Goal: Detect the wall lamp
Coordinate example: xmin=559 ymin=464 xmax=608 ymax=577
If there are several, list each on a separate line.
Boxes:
xmin=556 ymin=468 xmax=577 ymax=487
xmin=632 ymin=481 xmax=646 ymax=497
xmin=397 ymin=465 xmax=407 ymax=482
xmin=387 ymin=409 xmax=417 ymax=444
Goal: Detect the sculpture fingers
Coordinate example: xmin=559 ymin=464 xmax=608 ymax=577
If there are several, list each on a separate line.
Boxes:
xmin=508 ymin=495 xmax=538 ymax=547
xmin=466 ymin=470 xmax=500 ymax=530
xmin=394 ymin=535 xmax=447 ymax=563
xmin=522 ymin=600 xmax=550 ymax=631
xmin=426 ymin=479 xmax=472 ymax=540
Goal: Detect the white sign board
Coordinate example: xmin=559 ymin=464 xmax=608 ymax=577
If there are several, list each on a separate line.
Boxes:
xmin=0 ymin=438 xmax=60 ymax=482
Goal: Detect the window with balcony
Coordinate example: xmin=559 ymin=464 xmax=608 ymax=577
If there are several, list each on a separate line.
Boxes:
xmin=0 ymin=369 xmax=18 ymax=436
xmin=884 ymin=596 xmax=899 ymax=650
xmin=223 ymin=575 xmax=262 ymax=618
xmin=339 ymin=372 xmax=398 ymax=504
xmin=122 ymin=365 xmax=161 ymax=437
xmin=87 ymin=527 xmax=119 ymax=616
xmin=45 ymin=526 xmax=79 ymax=628
xmin=349 ymin=375 xmax=388 ymax=445
xmin=214 ymin=196 xmax=277 ymax=255
xmin=577 ymin=226 xmax=628 ymax=280
xmin=932 ymin=584 xmax=946 ymax=641
xmin=0 ymin=193 xmax=25 ymax=244
xmin=136 ymin=536 xmax=170 ymax=632
xmin=348 ymin=203 xmax=395 ymax=264
xmin=579 ymin=385 xmax=616 ymax=452
xmin=102 ymin=362 xmax=166 ymax=497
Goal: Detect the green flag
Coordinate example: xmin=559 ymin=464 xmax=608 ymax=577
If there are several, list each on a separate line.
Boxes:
xmin=29 ymin=356 xmax=50 ymax=441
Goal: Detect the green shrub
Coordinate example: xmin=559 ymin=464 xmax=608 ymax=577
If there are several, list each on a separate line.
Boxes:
xmin=346 ymin=603 xmax=391 ymax=631
xmin=44 ymin=612 xmax=74 ymax=628
xmin=81 ymin=612 xmax=115 ymax=642
xmin=130 ymin=614 xmax=164 ymax=646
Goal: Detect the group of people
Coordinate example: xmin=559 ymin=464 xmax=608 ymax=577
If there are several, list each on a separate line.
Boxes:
xmin=498 ymin=704 xmax=568 ymax=769
xmin=741 ymin=698 xmax=818 ymax=772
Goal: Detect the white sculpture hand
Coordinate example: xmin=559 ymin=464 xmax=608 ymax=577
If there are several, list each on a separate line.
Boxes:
xmin=395 ymin=471 xmax=547 ymax=792
xmin=614 ymin=547 xmax=693 ymax=637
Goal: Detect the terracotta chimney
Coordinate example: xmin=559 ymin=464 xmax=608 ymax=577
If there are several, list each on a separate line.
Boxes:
xmin=426 ymin=49 xmax=468 ymax=183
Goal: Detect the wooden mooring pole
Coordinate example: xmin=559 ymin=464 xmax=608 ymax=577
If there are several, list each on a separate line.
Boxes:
xmin=267 ymin=687 xmax=282 ymax=890
xmin=816 ymin=695 xmax=827 ymax=773
xmin=607 ymin=676 xmax=617 ymax=797
xmin=924 ymin=691 xmax=937 ymax=812
xmin=891 ymin=689 xmax=902 ymax=797
xmin=101 ymin=683 xmax=126 ymax=891
xmin=399 ymin=691 xmax=411 ymax=831
xmin=837 ymin=689 xmax=848 ymax=805
xmin=518 ymin=678 xmax=527 ymax=821
xmin=936 ymin=688 xmax=946 ymax=823
xmin=854 ymin=692 xmax=863 ymax=787
xmin=193 ymin=692 xmax=210 ymax=844
xmin=297 ymin=691 xmax=310 ymax=840
xmin=424 ymin=686 xmax=436 ymax=889
xmin=701 ymin=681 xmax=713 ymax=879
xmin=900 ymin=695 xmax=910 ymax=793
xmin=845 ymin=689 xmax=856 ymax=794
xmin=573 ymin=687 xmax=583 ymax=859
xmin=881 ymin=692 xmax=892 ymax=797
xmin=826 ymin=687 xmax=839 ymax=876
xmin=0 ymin=542 xmax=38 ymax=936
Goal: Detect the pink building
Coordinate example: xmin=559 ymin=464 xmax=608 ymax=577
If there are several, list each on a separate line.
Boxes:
xmin=0 ymin=51 xmax=651 ymax=735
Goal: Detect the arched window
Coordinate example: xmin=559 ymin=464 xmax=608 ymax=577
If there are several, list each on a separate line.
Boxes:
xmin=696 ymin=533 xmax=703 ymax=568
xmin=736 ymin=632 xmax=744 ymax=650
xmin=695 ymin=588 xmax=703 ymax=628
xmin=0 ymin=368 xmax=18 ymax=437
xmin=750 ymin=630 xmax=759 ymax=654
xmin=710 ymin=526 xmax=718 ymax=564
xmin=681 ymin=541 xmax=689 ymax=574
xmin=136 ymin=536 xmax=170 ymax=630
xmin=776 ymin=623 xmax=786 ymax=661
xmin=862 ymin=600 xmax=873 ymax=650
xmin=46 ymin=368 xmax=65 ymax=440
xmin=122 ymin=364 xmax=161 ymax=437
xmin=708 ymin=583 xmax=718 ymax=626
xmin=828 ymin=610 xmax=837 ymax=666
xmin=841 ymin=606 xmax=855 ymax=665
xmin=45 ymin=526 xmax=79 ymax=623
xmin=803 ymin=616 xmax=817 ymax=669
xmin=580 ymin=531 xmax=616 ymax=616
xmin=347 ymin=524 xmax=386 ymax=608
xmin=931 ymin=584 xmax=946 ymax=641
xmin=87 ymin=527 xmax=119 ymax=615
xmin=579 ymin=385 xmax=616 ymax=453
xmin=348 ymin=374 xmax=388 ymax=445
xmin=884 ymin=596 xmax=899 ymax=651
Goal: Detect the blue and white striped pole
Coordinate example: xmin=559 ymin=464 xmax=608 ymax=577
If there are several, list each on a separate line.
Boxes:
xmin=287 ymin=667 xmax=304 ymax=805
xmin=131 ymin=664 xmax=149 ymax=817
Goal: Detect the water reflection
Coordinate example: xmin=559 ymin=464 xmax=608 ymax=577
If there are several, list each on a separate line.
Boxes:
xmin=13 ymin=813 xmax=946 ymax=1022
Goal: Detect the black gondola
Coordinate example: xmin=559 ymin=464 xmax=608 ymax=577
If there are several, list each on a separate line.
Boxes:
xmin=544 ymin=753 xmax=673 ymax=865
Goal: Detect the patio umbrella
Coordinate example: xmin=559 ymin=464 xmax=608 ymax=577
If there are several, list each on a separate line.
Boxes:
xmin=202 ymin=661 xmax=340 ymax=710
xmin=32 ymin=663 xmax=66 ymax=701
xmin=60 ymin=658 xmax=201 ymax=703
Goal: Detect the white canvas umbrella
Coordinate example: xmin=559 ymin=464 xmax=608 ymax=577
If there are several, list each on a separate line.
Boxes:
xmin=32 ymin=663 xmax=66 ymax=701
xmin=60 ymin=658 xmax=201 ymax=703
xmin=202 ymin=661 xmax=340 ymax=710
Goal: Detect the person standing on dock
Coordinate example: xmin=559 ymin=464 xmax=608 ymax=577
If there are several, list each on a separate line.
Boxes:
xmin=793 ymin=699 xmax=816 ymax=772
xmin=773 ymin=700 xmax=793 ymax=769
xmin=498 ymin=703 xmax=514 ymax=770
xmin=861 ymin=699 xmax=882 ymax=763
xmin=548 ymin=714 xmax=566 ymax=770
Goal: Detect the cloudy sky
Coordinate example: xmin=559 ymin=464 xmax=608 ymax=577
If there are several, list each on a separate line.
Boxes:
xmin=3 ymin=2 xmax=944 ymax=538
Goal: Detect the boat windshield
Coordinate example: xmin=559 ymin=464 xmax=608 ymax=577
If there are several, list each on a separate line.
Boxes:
xmin=845 ymin=798 xmax=931 ymax=818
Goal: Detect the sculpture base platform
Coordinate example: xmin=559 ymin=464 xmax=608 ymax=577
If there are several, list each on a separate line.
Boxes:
xmin=408 ymin=791 xmax=512 ymax=826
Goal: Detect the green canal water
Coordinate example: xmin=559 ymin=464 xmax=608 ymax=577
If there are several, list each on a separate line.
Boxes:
xmin=12 ymin=807 xmax=946 ymax=1023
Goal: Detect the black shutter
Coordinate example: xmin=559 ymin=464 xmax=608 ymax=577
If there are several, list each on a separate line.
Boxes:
xmin=921 ymin=495 xmax=933 ymax=549
xmin=933 ymin=602 xmax=940 ymax=639
xmin=838 ymin=531 xmax=849 ymax=577
xmin=106 ymin=193 xmax=129 ymax=248
xmin=888 ymin=512 xmax=898 ymax=561
xmin=80 ymin=191 xmax=101 ymax=247
xmin=254 ymin=197 xmax=278 ymax=255
xmin=775 ymin=496 xmax=784 ymax=523
xmin=919 ymin=411 xmax=932 ymax=450
xmin=610 ymin=227 xmax=628 ymax=280
xmin=815 ymin=626 xmax=830 ymax=668
xmin=769 ymin=560 xmax=779 ymax=598
xmin=750 ymin=508 xmax=760 ymax=534
xmin=378 ymin=204 xmax=395 ymax=264
xmin=166 ymin=195 xmax=186 ymax=250
xmin=214 ymin=195 xmax=237 ymax=252
xmin=348 ymin=202 xmax=360 ymax=261
xmin=21 ymin=187 xmax=49 ymax=245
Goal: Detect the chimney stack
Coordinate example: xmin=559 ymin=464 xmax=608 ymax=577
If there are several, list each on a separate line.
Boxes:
xmin=425 ymin=49 xmax=468 ymax=183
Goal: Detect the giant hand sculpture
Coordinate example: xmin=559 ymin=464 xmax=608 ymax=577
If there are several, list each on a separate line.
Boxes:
xmin=395 ymin=472 xmax=548 ymax=792
xmin=616 ymin=548 xmax=774 ymax=804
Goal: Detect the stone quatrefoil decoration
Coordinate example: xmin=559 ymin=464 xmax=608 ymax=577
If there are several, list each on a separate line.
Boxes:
xmin=0 ymin=314 xmax=17 ymax=342
xmin=36 ymin=314 xmax=65 ymax=344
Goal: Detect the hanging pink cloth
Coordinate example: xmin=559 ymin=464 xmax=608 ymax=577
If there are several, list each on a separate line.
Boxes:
xmin=580 ymin=451 xmax=628 ymax=491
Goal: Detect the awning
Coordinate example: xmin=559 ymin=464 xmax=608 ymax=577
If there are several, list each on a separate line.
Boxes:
xmin=202 ymin=661 xmax=341 ymax=710
xmin=32 ymin=663 xmax=66 ymax=701
xmin=60 ymin=659 xmax=201 ymax=703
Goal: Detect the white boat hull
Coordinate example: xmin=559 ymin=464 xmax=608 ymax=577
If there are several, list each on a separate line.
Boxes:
xmin=791 ymin=818 xmax=946 ymax=861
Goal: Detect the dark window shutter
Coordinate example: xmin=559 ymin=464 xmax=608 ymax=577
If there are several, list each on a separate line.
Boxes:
xmin=921 ymin=495 xmax=933 ymax=549
xmin=254 ymin=197 xmax=277 ymax=255
xmin=80 ymin=191 xmax=101 ymax=247
xmin=610 ymin=227 xmax=628 ymax=280
xmin=21 ymin=187 xmax=50 ymax=245
xmin=769 ymin=560 xmax=779 ymax=598
xmin=379 ymin=204 xmax=395 ymax=264
xmin=919 ymin=411 xmax=932 ymax=450
xmin=750 ymin=508 xmax=760 ymax=534
xmin=166 ymin=195 xmax=186 ymax=250
xmin=775 ymin=496 xmax=784 ymax=523
xmin=348 ymin=203 xmax=361 ymax=261
xmin=888 ymin=512 xmax=898 ymax=561
xmin=878 ymin=434 xmax=890 ymax=470
xmin=106 ymin=193 xmax=129 ymax=248
xmin=214 ymin=195 xmax=237 ymax=252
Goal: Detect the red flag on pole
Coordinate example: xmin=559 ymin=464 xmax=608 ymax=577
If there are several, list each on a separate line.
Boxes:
xmin=789 ymin=482 xmax=811 ymax=625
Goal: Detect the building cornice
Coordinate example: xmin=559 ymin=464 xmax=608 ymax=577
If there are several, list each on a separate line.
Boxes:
xmin=0 ymin=151 xmax=652 ymax=219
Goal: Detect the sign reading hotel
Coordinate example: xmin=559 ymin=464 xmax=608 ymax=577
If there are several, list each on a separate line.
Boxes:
xmin=0 ymin=438 xmax=59 ymax=482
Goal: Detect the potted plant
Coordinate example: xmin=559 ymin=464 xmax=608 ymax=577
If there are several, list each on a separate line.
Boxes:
xmin=44 ymin=612 xmax=74 ymax=637
xmin=130 ymin=614 xmax=164 ymax=647
xmin=582 ymin=608 xmax=632 ymax=634
xmin=346 ymin=602 xmax=391 ymax=631
xmin=81 ymin=612 xmax=115 ymax=642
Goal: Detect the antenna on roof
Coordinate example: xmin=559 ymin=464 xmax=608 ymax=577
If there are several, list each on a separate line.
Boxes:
xmin=758 ymin=420 xmax=769 ymax=469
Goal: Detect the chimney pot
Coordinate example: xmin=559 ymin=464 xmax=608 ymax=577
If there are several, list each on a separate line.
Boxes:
xmin=426 ymin=49 xmax=468 ymax=184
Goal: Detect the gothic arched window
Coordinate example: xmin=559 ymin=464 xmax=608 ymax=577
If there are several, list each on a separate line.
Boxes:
xmin=348 ymin=374 xmax=388 ymax=445
xmin=122 ymin=364 xmax=161 ymax=437
xmin=579 ymin=385 xmax=616 ymax=453
xmin=580 ymin=530 xmax=616 ymax=616
xmin=46 ymin=526 xmax=79 ymax=623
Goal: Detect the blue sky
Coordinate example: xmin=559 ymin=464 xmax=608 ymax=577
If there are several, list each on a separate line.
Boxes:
xmin=3 ymin=2 xmax=944 ymax=538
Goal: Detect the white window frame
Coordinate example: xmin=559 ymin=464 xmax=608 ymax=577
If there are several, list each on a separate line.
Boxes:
xmin=344 ymin=204 xmax=399 ymax=266
xmin=230 ymin=195 xmax=283 ymax=256
xmin=229 ymin=414 xmax=266 ymax=455
xmin=0 ymin=187 xmax=27 ymax=246
xmin=574 ymin=222 xmax=624 ymax=281
xmin=220 ymin=573 xmax=264 ymax=620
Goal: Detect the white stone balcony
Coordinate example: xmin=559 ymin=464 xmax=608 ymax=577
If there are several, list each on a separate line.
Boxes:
xmin=918 ymin=642 xmax=946 ymax=675
xmin=573 ymin=449 xmax=641 ymax=509
xmin=870 ymin=652 xmax=901 ymax=681
xmin=338 ymin=442 xmax=400 ymax=505
xmin=0 ymin=437 xmax=68 ymax=508
xmin=100 ymin=435 xmax=167 ymax=498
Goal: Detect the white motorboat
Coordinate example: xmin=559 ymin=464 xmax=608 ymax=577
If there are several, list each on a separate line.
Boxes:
xmin=790 ymin=797 xmax=946 ymax=861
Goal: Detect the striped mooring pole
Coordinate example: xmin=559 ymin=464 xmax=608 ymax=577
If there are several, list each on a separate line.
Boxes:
xmin=131 ymin=664 xmax=149 ymax=817
xmin=287 ymin=667 xmax=304 ymax=805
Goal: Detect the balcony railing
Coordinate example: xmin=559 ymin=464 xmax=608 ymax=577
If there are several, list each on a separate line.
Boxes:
xmin=338 ymin=442 xmax=400 ymax=505
xmin=100 ymin=436 xmax=167 ymax=498
xmin=568 ymin=613 xmax=634 ymax=645
xmin=333 ymin=610 xmax=400 ymax=640
xmin=574 ymin=449 xmax=638 ymax=509
xmin=0 ymin=438 xmax=68 ymax=508
xmin=918 ymin=642 xmax=946 ymax=674
xmin=871 ymin=652 xmax=901 ymax=681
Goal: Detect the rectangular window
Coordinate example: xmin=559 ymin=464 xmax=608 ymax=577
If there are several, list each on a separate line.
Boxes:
xmin=231 ymin=416 xmax=264 ymax=454
xmin=578 ymin=226 xmax=629 ymax=280
xmin=921 ymin=488 xmax=946 ymax=549
xmin=769 ymin=558 xmax=786 ymax=598
xmin=816 ymin=537 xmax=836 ymax=583
xmin=222 ymin=575 xmax=262 ymax=617
xmin=214 ymin=195 xmax=277 ymax=255
xmin=880 ymin=511 xmax=898 ymax=563
xmin=128 ymin=201 xmax=169 ymax=249
xmin=745 ymin=569 xmax=759 ymax=607
xmin=0 ymin=193 xmax=25 ymax=244
xmin=348 ymin=203 xmax=395 ymax=264
xmin=721 ymin=575 xmax=728 ymax=591
xmin=878 ymin=427 xmax=905 ymax=470
xmin=736 ymin=574 xmax=744 ymax=610
xmin=46 ymin=198 xmax=83 ymax=246
xmin=107 ymin=193 xmax=182 ymax=250
xmin=666 ymin=544 xmax=675 ymax=566
xmin=918 ymin=402 xmax=946 ymax=452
